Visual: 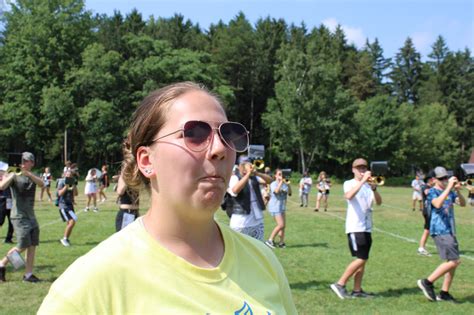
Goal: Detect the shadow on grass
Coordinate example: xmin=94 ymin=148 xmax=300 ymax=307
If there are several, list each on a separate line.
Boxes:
xmin=460 ymin=249 xmax=474 ymax=255
xmin=459 ymin=295 xmax=474 ymax=304
xmin=377 ymin=286 xmax=421 ymax=297
xmin=288 ymin=242 xmax=328 ymax=249
xmin=290 ymin=279 xmax=331 ymax=290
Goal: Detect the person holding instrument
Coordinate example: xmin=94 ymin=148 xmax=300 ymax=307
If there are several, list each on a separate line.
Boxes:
xmin=0 ymin=152 xmax=44 ymax=283
xmin=330 ymin=158 xmax=382 ymax=299
xmin=38 ymin=82 xmax=296 ymax=314
xmin=57 ymin=170 xmax=78 ymax=247
xmin=417 ymin=166 xmax=465 ymax=302
xmin=115 ymin=168 xmax=140 ymax=232
xmin=315 ymin=171 xmax=331 ymax=212
xmin=227 ymin=155 xmax=273 ymax=241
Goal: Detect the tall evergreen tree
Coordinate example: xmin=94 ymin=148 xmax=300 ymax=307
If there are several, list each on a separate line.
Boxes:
xmin=390 ymin=37 xmax=423 ymax=104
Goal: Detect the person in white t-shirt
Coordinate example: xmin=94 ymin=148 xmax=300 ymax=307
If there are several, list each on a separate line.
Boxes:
xmin=330 ymin=158 xmax=382 ymax=299
xmin=411 ymin=175 xmax=424 ymax=211
xmin=227 ymin=156 xmax=272 ymax=241
xmin=299 ymin=171 xmax=312 ymax=207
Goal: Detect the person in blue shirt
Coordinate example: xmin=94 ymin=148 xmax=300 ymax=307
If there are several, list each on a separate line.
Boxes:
xmin=417 ymin=166 xmax=466 ymax=302
xmin=265 ymin=169 xmax=291 ymax=249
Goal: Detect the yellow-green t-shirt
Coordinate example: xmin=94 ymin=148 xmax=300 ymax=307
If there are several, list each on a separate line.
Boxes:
xmin=38 ymin=218 xmax=297 ymax=314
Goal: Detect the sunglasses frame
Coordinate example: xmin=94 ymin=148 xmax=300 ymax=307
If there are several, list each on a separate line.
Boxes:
xmin=152 ymin=120 xmax=249 ymax=153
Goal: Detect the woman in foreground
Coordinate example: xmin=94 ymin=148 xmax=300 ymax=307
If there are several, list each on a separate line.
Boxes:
xmin=38 ymin=82 xmax=297 ymax=314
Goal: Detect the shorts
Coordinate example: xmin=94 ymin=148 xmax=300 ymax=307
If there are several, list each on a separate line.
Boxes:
xmin=348 ymin=232 xmax=372 ymax=260
xmin=11 ymin=218 xmax=40 ymax=249
xmin=115 ymin=209 xmax=139 ymax=232
xmin=232 ymin=223 xmax=264 ymax=241
xmin=433 ymin=234 xmax=459 ymax=260
xmin=318 ymin=190 xmax=330 ymax=197
xmin=412 ymin=191 xmax=422 ymax=201
xmin=59 ymin=206 xmax=77 ymax=222
xmin=269 ymin=210 xmax=285 ymax=217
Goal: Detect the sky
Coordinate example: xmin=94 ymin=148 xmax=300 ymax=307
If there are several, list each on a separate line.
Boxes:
xmin=83 ymin=0 xmax=473 ymax=60
xmin=1 ymin=0 xmax=473 ymax=60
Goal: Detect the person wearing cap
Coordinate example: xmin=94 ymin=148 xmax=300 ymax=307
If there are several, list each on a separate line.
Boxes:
xmin=227 ymin=155 xmax=273 ymax=241
xmin=330 ymin=158 xmax=382 ymax=299
xmin=411 ymin=175 xmax=424 ymax=212
xmin=417 ymin=166 xmax=465 ymax=302
xmin=417 ymin=171 xmax=435 ymax=256
xmin=0 ymin=152 xmax=44 ymax=283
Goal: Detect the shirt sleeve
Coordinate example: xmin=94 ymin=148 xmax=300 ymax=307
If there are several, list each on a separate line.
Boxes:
xmin=227 ymin=175 xmax=239 ymax=197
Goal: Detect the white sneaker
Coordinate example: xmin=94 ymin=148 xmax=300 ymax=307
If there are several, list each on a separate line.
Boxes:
xmin=60 ymin=238 xmax=70 ymax=247
xmin=93 ymin=207 xmax=99 ymax=212
xmin=417 ymin=247 xmax=431 ymax=256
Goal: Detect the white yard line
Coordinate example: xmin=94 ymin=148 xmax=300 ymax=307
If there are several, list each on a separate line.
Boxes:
xmin=288 ymin=198 xmax=474 ymax=261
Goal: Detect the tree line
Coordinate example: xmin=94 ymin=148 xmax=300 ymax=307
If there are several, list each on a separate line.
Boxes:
xmin=0 ymin=0 xmax=472 ymax=177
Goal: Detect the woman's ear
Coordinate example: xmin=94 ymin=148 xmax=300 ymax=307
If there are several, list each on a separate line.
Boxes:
xmin=136 ymin=146 xmax=155 ymax=178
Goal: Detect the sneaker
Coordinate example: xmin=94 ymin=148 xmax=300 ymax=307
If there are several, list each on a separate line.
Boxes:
xmin=265 ymin=240 xmax=276 ymax=249
xmin=23 ymin=274 xmax=41 ymax=283
xmin=330 ymin=283 xmax=351 ymax=299
xmin=60 ymin=238 xmax=71 ymax=247
xmin=84 ymin=207 xmax=89 ymax=212
xmin=93 ymin=207 xmax=99 ymax=212
xmin=417 ymin=247 xmax=432 ymax=256
xmin=278 ymin=242 xmax=286 ymax=248
xmin=324 ymin=208 xmax=327 ymax=212
xmin=436 ymin=291 xmax=457 ymax=302
xmin=300 ymin=204 xmax=303 ymax=207
xmin=351 ymin=289 xmax=375 ymax=298
xmin=3 ymin=239 xmax=13 ymax=244
xmin=314 ymin=208 xmax=319 ymax=212
xmin=417 ymin=279 xmax=436 ymax=301
xmin=412 ymin=208 xmax=416 ymax=211
xmin=0 ymin=267 xmax=6 ymax=282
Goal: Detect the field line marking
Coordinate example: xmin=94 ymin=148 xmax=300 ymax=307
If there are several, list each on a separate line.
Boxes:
xmin=288 ymin=198 xmax=474 ymax=261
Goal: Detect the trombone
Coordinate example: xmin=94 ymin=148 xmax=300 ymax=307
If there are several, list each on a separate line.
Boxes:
xmin=7 ymin=166 xmax=22 ymax=176
xmin=368 ymin=176 xmax=385 ymax=186
xmin=252 ymin=159 xmax=265 ymax=170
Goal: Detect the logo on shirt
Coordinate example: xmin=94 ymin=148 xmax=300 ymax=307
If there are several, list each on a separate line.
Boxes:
xmin=234 ymin=301 xmax=271 ymax=315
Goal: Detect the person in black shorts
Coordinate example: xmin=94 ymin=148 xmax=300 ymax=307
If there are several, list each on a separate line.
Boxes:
xmin=330 ymin=158 xmax=382 ymax=299
xmin=98 ymin=165 xmax=109 ymax=203
xmin=57 ymin=170 xmax=78 ymax=247
xmin=115 ymin=171 xmax=139 ymax=232
xmin=417 ymin=171 xmax=435 ymax=256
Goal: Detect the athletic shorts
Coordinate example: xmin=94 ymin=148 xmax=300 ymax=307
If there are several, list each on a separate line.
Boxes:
xmin=422 ymin=212 xmax=430 ymax=230
xmin=59 ymin=206 xmax=78 ymax=222
xmin=347 ymin=232 xmax=372 ymax=260
xmin=269 ymin=210 xmax=285 ymax=217
xmin=318 ymin=190 xmax=330 ymax=196
xmin=412 ymin=191 xmax=422 ymax=201
xmin=11 ymin=218 xmax=40 ymax=249
xmin=433 ymin=234 xmax=459 ymax=260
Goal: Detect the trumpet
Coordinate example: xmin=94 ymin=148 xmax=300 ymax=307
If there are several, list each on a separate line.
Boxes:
xmin=460 ymin=179 xmax=473 ymax=186
xmin=284 ymin=178 xmax=291 ymax=184
xmin=368 ymin=176 xmax=385 ymax=186
xmin=252 ymin=159 xmax=265 ymax=170
xmin=8 ymin=166 xmax=22 ymax=176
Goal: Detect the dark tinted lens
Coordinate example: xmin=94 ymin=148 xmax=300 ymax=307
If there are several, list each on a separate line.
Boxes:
xmin=220 ymin=122 xmax=249 ymax=152
xmin=183 ymin=121 xmax=212 ymax=151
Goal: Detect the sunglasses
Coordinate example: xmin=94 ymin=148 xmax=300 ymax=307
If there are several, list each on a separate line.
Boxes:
xmin=437 ymin=176 xmax=449 ymax=181
xmin=152 ymin=120 xmax=249 ymax=153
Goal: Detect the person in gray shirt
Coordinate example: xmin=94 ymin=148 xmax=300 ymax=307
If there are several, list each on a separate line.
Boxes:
xmin=0 ymin=152 xmax=44 ymax=283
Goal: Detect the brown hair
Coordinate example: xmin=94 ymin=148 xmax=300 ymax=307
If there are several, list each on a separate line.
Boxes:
xmin=121 ymin=82 xmax=221 ymax=191
xmin=318 ymin=171 xmax=327 ymax=181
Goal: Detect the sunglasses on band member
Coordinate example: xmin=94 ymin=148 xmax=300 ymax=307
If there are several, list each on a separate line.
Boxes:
xmin=152 ymin=120 xmax=249 ymax=153
xmin=437 ymin=176 xmax=449 ymax=181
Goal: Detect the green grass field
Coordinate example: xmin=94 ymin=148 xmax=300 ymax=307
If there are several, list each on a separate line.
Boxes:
xmin=0 ymin=183 xmax=473 ymax=314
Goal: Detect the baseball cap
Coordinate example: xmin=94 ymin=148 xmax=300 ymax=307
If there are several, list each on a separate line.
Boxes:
xmin=22 ymin=152 xmax=35 ymax=162
xmin=433 ymin=166 xmax=448 ymax=179
xmin=352 ymin=158 xmax=368 ymax=168
xmin=238 ymin=155 xmax=251 ymax=165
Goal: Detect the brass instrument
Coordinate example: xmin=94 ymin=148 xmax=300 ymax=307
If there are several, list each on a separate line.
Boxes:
xmin=7 ymin=166 xmax=22 ymax=176
xmin=252 ymin=159 xmax=265 ymax=170
xmin=284 ymin=178 xmax=291 ymax=184
xmin=65 ymin=177 xmax=75 ymax=190
xmin=460 ymin=179 xmax=473 ymax=186
xmin=368 ymin=176 xmax=385 ymax=186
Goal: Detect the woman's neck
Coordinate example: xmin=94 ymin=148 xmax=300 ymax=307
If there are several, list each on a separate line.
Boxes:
xmin=143 ymin=201 xmax=224 ymax=268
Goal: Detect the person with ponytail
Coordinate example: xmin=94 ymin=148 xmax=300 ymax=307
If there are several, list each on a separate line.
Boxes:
xmin=39 ymin=82 xmax=297 ymax=314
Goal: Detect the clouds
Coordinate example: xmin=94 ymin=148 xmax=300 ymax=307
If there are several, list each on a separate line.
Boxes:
xmin=322 ymin=17 xmax=366 ymax=48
